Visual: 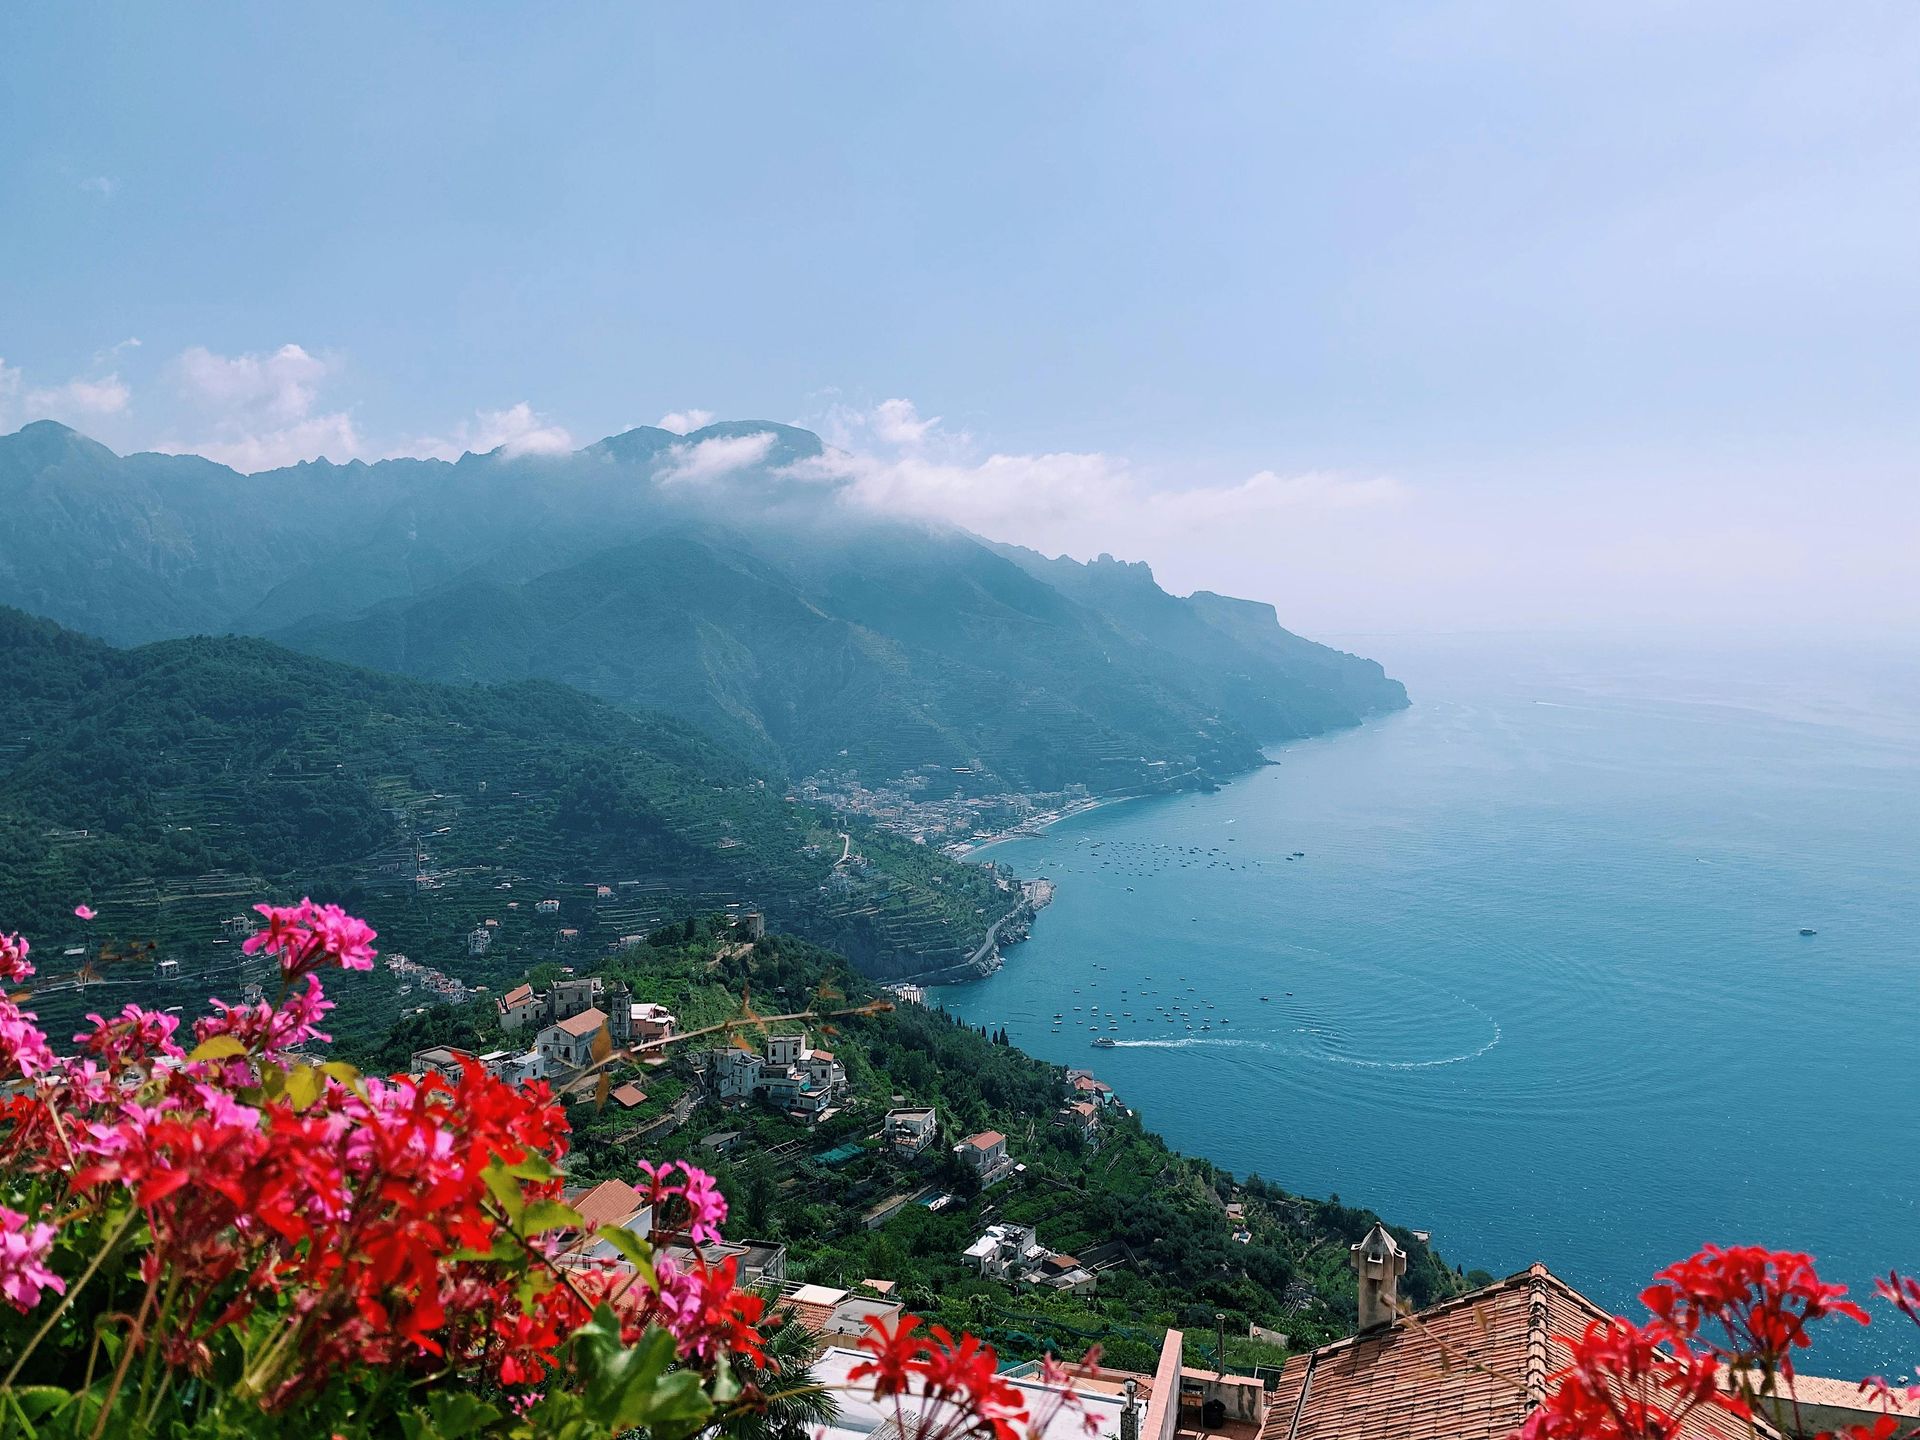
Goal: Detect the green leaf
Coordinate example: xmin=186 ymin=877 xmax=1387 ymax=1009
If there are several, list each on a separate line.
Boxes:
xmin=187 ymin=1035 xmax=248 ymax=1062
xmin=284 ymin=1064 xmax=322 ymax=1110
xmin=519 ymin=1198 xmax=583 ymax=1237
xmin=578 ymin=1313 xmax=674 ymax=1430
xmin=593 ymin=1224 xmax=658 ymax=1286
xmin=9 ymin=1384 xmax=76 ymax=1423
xmin=481 ymin=1159 xmax=525 ymax=1222
xmin=639 ymin=1369 xmax=713 ymax=1440
xmin=399 ymin=1390 xmax=502 ymax=1440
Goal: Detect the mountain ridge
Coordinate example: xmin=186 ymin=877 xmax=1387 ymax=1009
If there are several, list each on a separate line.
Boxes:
xmin=0 ymin=420 xmax=1408 ymax=795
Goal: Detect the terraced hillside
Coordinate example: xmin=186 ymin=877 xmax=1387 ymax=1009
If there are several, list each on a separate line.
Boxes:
xmin=0 ymin=609 xmax=1013 ymax=1039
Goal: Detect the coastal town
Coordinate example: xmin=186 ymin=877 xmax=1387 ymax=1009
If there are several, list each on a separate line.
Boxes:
xmin=793 ymin=767 xmax=1106 ymax=856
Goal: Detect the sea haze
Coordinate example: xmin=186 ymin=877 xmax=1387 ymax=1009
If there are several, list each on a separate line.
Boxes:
xmin=942 ymin=632 xmax=1920 ymax=1376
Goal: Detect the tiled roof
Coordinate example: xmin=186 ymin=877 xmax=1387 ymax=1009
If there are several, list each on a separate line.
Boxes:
xmin=1722 ymin=1368 xmax=1920 ymax=1421
xmin=777 ymin=1298 xmax=838 ymax=1336
xmin=966 ymin=1131 xmax=1005 ymax=1149
xmin=610 ymin=1083 xmax=647 ymax=1108
xmin=552 ymin=1007 xmax=608 ymax=1038
xmin=566 ymin=1179 xmax=648 ymax=1233
xmin=1261 ymin=1265 xmax=1779 ymax=1440
xmin=500 ymin=984 xmax=534 ymax=1008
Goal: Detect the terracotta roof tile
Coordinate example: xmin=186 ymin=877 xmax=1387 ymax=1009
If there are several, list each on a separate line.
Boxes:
xmin=966 ymin=1131 xmax=1005 ymax=1149
xmin=566 ymin=1179 xmax=647 ymax=1233
xmin=552 ymin=1007 xmax=608 ymax=1038
xmin=610 ymin=1083 xmax=647 ymax=1108
xmin=1261 ymin=1265 xmax=1779 ymax=1440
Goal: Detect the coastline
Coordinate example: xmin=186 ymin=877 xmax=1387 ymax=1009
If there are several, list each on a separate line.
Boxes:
xmin=942 ymin=793 xmax=1139 ymax=859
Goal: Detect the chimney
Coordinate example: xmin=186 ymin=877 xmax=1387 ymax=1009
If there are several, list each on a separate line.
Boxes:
xmin=1120 ymin=1377 xmax=1141 ymax=1440
xmin=1350 ymin=1222 xmax=1407 ymax=1332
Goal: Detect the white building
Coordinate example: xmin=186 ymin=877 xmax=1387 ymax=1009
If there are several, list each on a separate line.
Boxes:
xmin=954 ymin=1130 xmax=1018 ymax=1187
xmin=537 ymin=1007 xmax=608 ymax=1070
xmin=708 ymin=1032 xmax=846 ymax=1117
xmin=964 ymin=1222 xmax=1047 ymax=1280
xmin=885 ymin=1106 xmax=939 ymax=1158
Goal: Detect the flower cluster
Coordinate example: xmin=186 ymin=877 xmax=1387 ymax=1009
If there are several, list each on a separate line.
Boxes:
xmin=0 ymin=1204 xmax=63 ymax=1313
xmin=1520 ymin=1246 xmax=1918 ymax=1440
xmin=0 ymin=900 xmax=1060 ymax=1440
xmin=241 ymin=897 xmax=378 ymax=978
xmin=853 ymin=1314 xmax=1033 ymax=1440
xmin=0 ymin=903 xmax=831 ymax=1439
xmin=637 ymin=1157 xmax=730 ymax=1244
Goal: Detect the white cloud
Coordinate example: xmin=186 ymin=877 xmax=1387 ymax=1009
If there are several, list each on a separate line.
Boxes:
xmin=0 ymin=356 xmax=132 ymax=429
xmin=471 ymin=402 xmax=573 ymax=456
xmin=195 ymin=413 xmax=363 ymax=473
xmin=867 ymin=397 xmax=941 ymax=449
xmin=163 ymin=343 xmax=361 ymax=470
xmin=656 ymin=408 xmax=715 ymax=434
xmin=659 ymin=430 xmax=777 ymax=484
xmin=400 ymin=402 xmax=575 ymax=461
xmin=174 ymin=343 xmax=330 ymax=425
xmin=78 ymin=176 xmax=116 ymax=199
xmin=790 ymin=399 xmax=1404 ymax=586
xmin=26 ymin=373 xmax=130 ymax=419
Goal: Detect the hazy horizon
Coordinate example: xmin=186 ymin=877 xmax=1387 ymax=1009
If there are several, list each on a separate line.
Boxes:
xmin=5 ymin=3 xmax=1917 ymax=634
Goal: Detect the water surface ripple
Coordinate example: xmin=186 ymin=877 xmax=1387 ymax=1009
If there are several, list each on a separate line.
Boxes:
xmin=942 ymin=635 xmax=1920 ymax=1376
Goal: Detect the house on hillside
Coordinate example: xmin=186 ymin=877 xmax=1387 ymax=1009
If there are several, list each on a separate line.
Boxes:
xmin=1065 ymin=1069 xmax=1116 ymax=1107
xmin=964 ymin=1222 xmax=1045 ymax=1280
xmin=953 ymin=1130 xmax=1018 ymax=1187
xmin=706 ymin=1032 xmax=846 ymax=1120
xmin=630 ymin=1001 xmax=677 ymax=1048
xmin=773 ymin=1283 xmax=905 ymax=1341
xmin=1055 ymin=1100 xmax=1101 ymax=1149
xmin=409 ymin=1045 xmax=474 ymax=1081
xmin=537 ymin=1008 xmax=608 ymax=1070
xmin=552 ymin=1179 xmax=652 ymax=1266
xmin=885 ymin=1106 xmax=938 ymax=1158
xmin=661 ymin=1237 xmax=787 ymax=1289
xmin=499 ymin=975 xmax=672 ymax=1053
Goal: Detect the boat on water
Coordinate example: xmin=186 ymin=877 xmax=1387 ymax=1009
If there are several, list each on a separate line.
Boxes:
xmin=1092 ymin=1037 xmax=1117 ymax=1048
xmin=1799 ymin=928 xmax=1818 ymax=936
xmin=1260 ymin=995 xmax=1270 ymax=1002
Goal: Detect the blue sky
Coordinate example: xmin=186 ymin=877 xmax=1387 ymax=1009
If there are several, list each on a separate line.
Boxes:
xmin=3 ymin=3 xmax=1917 ymax=631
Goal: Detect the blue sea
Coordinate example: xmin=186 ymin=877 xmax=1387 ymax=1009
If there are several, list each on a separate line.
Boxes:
xmin=942 ymin=632 xmax=1920 ymax=1378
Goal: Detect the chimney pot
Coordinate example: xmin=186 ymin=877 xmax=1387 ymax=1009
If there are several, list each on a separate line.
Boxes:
xmin=1350 ymin=1222 xmax=1408 ymax=1332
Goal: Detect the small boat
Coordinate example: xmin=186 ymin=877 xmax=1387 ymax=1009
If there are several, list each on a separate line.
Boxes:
xmin=1260 ymin=995 xmax=1270 ymax=1002
xmin=1092 ymin=1037 xmax=1117 ymax=1049
xmin=1799 ymin=928 xmax=1817 ymax=937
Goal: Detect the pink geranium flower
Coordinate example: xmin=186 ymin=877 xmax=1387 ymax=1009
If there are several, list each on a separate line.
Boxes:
xmin=0 ymin=1205 xmax=65 ymax=1313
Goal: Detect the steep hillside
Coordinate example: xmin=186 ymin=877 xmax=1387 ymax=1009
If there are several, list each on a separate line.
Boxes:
xmin=0 ymin=609 xmax=1010 ymax=1015
xmin=363 ymin=917 xmax=1469 ymax=1371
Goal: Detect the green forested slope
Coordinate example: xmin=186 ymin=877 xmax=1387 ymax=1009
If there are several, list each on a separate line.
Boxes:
xmin=0 ymin=609 xmax=1007 ymax=1009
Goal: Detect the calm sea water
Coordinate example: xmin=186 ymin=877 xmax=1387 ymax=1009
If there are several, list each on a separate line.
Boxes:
xmin=943 ymin=633 xmax=1920 ymax=1377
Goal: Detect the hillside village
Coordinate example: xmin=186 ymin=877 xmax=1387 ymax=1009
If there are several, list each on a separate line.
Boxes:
xmin=361 ymin=912 xmax=1467 ymax=1381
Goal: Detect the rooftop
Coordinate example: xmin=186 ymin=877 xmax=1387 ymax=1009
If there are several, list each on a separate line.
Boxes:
xmin=1261 ymin=1264 xmax=1776 ymax=1440
xmin=564 ymin=1178 xmax=648 ymax=1234
xmin=551 ymin=1006 xmax=608 ymax=1038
